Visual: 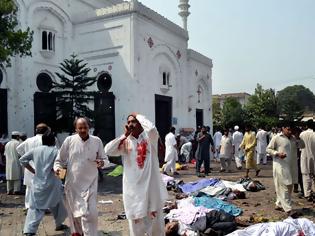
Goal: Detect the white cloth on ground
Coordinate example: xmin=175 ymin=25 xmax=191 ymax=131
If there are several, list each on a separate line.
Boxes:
xmin=227 ymin=218 xmax=315 ymax=236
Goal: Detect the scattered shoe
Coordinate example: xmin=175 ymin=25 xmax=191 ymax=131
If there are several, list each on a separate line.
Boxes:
xmin=255 ymin=169 xmax=261 ymax=177
xmin=219 ymin=169 xmax=226 ymax=173
xmin=274 ymin=206 xmax=284 ymax=212
xmin=55 ymin=224 xmax=69 ymax=231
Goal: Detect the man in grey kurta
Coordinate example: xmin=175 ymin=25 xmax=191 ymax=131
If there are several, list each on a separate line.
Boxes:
xmin=20 ymin=131 xmax=67 ymax=236
xmin=4 ymin=131 xmax=22 ymax=194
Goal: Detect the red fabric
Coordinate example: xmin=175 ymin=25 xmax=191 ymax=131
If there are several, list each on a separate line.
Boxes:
xmin=136 ymin=140 xmax=147 ymax=169
xmin=71 ymin=233 xmax=82 ymax=236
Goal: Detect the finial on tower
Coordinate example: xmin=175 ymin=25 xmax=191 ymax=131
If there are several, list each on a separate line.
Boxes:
xmin=178 ymin=0 xmax=190 ymax=31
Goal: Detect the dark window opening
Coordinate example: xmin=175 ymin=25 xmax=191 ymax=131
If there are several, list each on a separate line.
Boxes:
xmin=42 ymin=31 xmax=47 ymax=50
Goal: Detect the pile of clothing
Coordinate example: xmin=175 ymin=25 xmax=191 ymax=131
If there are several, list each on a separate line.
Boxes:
xmin=165 ymin=197 xmax=238 ymax=235
xmin=161 ymin=175 xmax=268 ymax=235
xmin=162 ymin=175 xmax=253 ymax=200
xmin=237 ymin=178 xmax=265 ymax=192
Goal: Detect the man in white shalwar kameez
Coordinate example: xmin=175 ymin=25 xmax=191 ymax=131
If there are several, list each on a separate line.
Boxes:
xmin=4 ymin=131 xmax=22 ymax=194
xmin=299 ymin=120 xmax=315 ymax=200
xmin=16 ymin=123 xmax=49 ymax=209
xmin=267 ymin=122 xmax=302 ymax=215
xmin=213 ymin=130 xmax=222 ymax=162
xmin=232 ymin=126 xmax=243 ymax=169
xmin=105 ymin=113 xmax=168 ymax=236
xmin=20 ymin=131 xmax=67 ymax=236
xmin=163 ymin=127 xmax=179 ymax=175
xmin=54 ymin=118 xmax=109 ymax=236
xmin=256 ymin=127 xmax=268 ymax=165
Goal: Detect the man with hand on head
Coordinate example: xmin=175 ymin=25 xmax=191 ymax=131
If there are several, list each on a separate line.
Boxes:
xmin=105 ymin=113 xmax=168 ymax=236
xmin=54 ymin=117 xmax=109 ymax=236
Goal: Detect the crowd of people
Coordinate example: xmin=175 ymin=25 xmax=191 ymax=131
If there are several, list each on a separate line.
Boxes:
xmin=1 ymin=114 xmax=315 ymax=235
xmin=160 ymin=120 xmax=315 ymax=217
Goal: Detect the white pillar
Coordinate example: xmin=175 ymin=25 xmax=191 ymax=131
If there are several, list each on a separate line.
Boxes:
xmin=178 ymin=0 xmax=190 ymax=31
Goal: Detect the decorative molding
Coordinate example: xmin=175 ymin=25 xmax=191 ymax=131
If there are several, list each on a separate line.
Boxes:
xmin=73 ymin=1 xmax=188 ymax=40
xmin=147 ymin=37 xmax=154 ymax=48
xmin=187 ymin=49 xmax=213 ymax=68
xmin=83 ymin=52 xmax=119 ymax=61
xmin=79 ymin=25 xmax=122 ymax=35
xmin=79 ymin=45 xmax=122 ymax=55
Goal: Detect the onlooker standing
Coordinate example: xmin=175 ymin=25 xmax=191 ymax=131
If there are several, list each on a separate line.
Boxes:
xmin=240 ymin=125 xmax=260 ymax=178
xmin=20 ymin=131 xmax=68 ymax=235
xmin=256 ymin=127 xmax=268 ymax=165
xmin=219 ymin=129 xmax=234 ymax=172
xmin=267 ymin=122 xmax=302 ymax=216
xmin=196 ymin=126 xmax=214 ymax=177
xmin=213 ymin=129 xmax=222 ymax=162
xmin=4 ymin=131 xmax=22 ymax=195
xmin=163 ymin=127 xmax=179 ymax=175
xmin=16 ymin=123 xmax=49 ymax=209
xmin=299 ymin=120 xmax=315 ymax=201
xmin=232 ymin=126 xmax=243 ymax=169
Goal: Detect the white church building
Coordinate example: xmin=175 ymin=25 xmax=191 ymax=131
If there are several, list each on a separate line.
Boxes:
xmin=0 ymin=0 xmax=213 ymax=143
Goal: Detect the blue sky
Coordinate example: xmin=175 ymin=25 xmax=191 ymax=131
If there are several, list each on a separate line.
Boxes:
xmin=140 ymin=0 xmax=315 ymax=94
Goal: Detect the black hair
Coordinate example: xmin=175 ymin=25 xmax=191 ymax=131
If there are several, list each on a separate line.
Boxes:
xmin=42 ymin=131 xmax=55 ymax=146
xmin=170 ymin=126 xmax=176 ymax=133
xmin=306 ymin=119 xmax=314 ymax=129
xmin=281 ymin=120 xmax=294 ymax=129
xmin=36 ymin=125 xmax=49 ymax=135
xmin=11 ymin=135 xmax=19 ymax=140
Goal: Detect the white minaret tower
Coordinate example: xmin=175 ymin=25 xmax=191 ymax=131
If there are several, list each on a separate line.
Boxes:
xmin=178 ymin=0 xmax=190 ymax=31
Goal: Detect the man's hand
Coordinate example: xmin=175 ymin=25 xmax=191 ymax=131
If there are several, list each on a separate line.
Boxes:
xmin=149 ymin=211 xmax=157 ymax=219
xmin=95 ymin=159 xmax=104 ymax=168
xmin=277 ymin=152 xmax=287 ymax=159
xmin=124 ymin=125 xmax=132 ymax=137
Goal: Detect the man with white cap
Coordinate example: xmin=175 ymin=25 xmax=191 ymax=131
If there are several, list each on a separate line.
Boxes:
xmin=232 ymin=126 xmax=244 ymax=169
xmin=256 ymin=126 xmax=268 ymax=165
xmin=4 ymin=131 xmax=22 ymax=195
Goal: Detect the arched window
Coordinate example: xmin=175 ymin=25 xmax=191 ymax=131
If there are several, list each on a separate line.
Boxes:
xmin=162 ymin=72 xmax=167 ymax=86
xmin=41 ymin=30 xmax=55 ymax=51
xmin=42 ymin=31 xmax=47 ymax=50
xmin=48 ymin=32 xmax=53 ymax=50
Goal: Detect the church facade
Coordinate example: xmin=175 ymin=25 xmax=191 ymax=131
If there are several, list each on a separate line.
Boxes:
xmin=0 ymin=0 xmax=213 ymax=142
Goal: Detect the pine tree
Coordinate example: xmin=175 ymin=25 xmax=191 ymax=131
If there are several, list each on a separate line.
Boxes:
xmin=53 ymin=54 xmax=96 ymax=132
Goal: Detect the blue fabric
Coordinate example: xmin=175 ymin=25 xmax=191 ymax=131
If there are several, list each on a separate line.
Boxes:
xmin=179 ymin=178 xmax=221 ymax=194
xmin=194 ymin=196 xmax=242 ymax=216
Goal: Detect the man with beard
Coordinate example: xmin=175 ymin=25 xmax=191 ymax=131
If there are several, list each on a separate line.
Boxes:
xmin=105 ymin=113 xmax=167 ymax=236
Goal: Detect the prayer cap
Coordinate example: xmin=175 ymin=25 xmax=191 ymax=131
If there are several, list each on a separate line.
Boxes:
xmin=234 ymin=125 xmax=239 ymax=130
xmin=12 ymin=131 xmax=20 ymax=136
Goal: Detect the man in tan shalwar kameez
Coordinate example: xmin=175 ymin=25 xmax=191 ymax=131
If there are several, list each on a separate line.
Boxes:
xmin=240 ymin=125 xmax=260 ymax=178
